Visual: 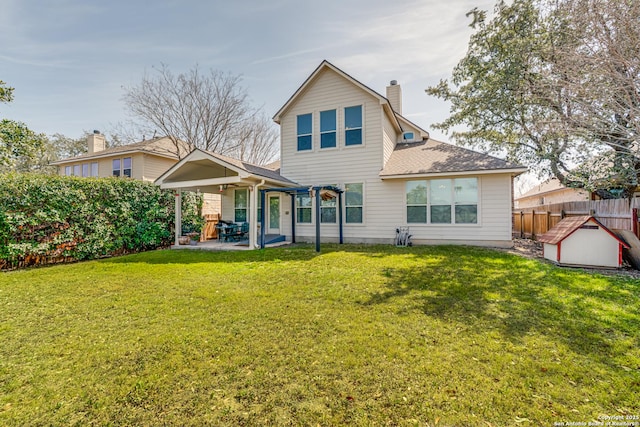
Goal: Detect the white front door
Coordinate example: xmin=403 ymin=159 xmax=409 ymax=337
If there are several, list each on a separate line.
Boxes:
xmin=267 ymin=195 xmax=280 ymax=234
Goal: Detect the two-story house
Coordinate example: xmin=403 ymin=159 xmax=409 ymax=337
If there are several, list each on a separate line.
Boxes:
xmin=155 ymin=60 xmax=527 ymax=249
xmin=51 ymin=131 xmax=182 ymax=181
xmin=51 ymin=132 xmax=221 ymax=218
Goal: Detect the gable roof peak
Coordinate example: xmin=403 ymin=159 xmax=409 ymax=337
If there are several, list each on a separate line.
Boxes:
xmin=272 ymin=60 xmax=402 ymax=132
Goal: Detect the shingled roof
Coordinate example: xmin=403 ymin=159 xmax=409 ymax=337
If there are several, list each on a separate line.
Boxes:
xmin=380 ymin=139 xmax=526 ymax=178
xmin=50 ymin=137 xmax=185 ymax=165
xmin=537 ymin=215 xmax=629 ymax=247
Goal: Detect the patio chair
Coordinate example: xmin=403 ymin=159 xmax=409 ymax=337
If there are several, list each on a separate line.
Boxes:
xmin=233 ymin=222 xmax=249 ymax=241
xmin=217 ymin=221 xmax=238 ymax=241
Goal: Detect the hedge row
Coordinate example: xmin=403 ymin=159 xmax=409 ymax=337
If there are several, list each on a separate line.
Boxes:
xmin=0 ymin=173 xmax=176 ymax=270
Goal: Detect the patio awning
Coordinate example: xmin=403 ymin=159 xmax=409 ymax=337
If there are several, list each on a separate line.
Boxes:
xmin=154 ymin=148 xmax=296 ymax=192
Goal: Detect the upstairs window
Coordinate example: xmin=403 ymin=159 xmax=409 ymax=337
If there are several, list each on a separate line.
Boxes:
xmin=320 ymin=109 xmax=336 ymax=149
xmin=297 ymin=113 xmax=312 ymax=151
xmin=123 ymin=157 xmax=132 ymax=178
xmin=344 ymin=105 xmax=362 ymax=146
xmin=112 ymin=159 xmax=121 ymax=177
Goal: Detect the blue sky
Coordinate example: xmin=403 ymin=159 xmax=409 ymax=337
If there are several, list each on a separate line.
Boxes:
xmin=0 ymin=0 xmax=496 ymax=142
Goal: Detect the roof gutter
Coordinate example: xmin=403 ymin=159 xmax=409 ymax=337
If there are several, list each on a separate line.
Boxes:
xmin=380 ymin=167 xmax=528 ymax=180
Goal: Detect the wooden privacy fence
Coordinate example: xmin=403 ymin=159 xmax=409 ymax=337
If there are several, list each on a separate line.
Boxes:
xmin=513 ymin=198 xmax=640 ymax=239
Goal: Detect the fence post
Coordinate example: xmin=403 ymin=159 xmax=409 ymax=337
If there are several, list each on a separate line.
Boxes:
xmin=531 ymin=209 xmax=535 ymax=240
xmin=519 ymin=211 xmax=524 ymax=238
xmin=561 ymin=209 xmax=566 ymax=219
xmin=546 ymin=211 xmax=551 ymax=234
xmin=633 ymin=208 xmax=639 ymax=238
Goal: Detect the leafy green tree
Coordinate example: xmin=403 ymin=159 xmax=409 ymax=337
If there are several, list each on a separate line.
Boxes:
xmin=0 ymin=78 xmax=52 ymax=174
xmin=0 ymin=119 xmax=48 ymax=173
xmin=48 ymin=133 xmax=87 ymax=159
xmin=427 ymin=0 xmax=640 ymax=198
xmin=0 ymin=80 xmax=14 ymax=104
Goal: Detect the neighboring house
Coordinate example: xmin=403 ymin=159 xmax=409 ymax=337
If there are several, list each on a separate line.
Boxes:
xmin=155 ymin=60 xmax=527 ymax=249
xmin=50 ymin=132 xmax=183 ymax=181
xmin=515 ymin=178 xmax=592 ymax=208
xmin=50 ymin=132 xmax=221 ymax=215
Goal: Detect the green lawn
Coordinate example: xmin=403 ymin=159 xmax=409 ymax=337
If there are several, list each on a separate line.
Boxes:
xmin=1 ymin=244 xmax=638 ymax=426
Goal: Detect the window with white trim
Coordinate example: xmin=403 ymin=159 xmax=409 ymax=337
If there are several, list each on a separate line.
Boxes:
xmin=430 ymin=179 xmax=452 ymax=224
xmin=123 ymin=157 xmax=132 ymax=177
xmin=406 ymin=181 xmax=427 ymax=223
xmin=297 ymin=113 xmax=312 ymax=151
xmin=64 ymin=166 xmax=72 ymax=176
xmin=90 ymin=162 xmax=98 ymax=177
xmin=82 ymin=163 xmax=89 ymax=177
xmin=454 ymin=178 xmax=478 ymax=224
xmin=296 ymin=194 xmax=312 ymax=223
xmin=320 ymin=109 xmax=336 ymax=149
xmin=73 ymin=165 xmax=81 ymax=176
xmin=345 ymin=183 xmax=363 ymax=223
xmin=234 ymin=189 xmax=248 ymax=223
xmin=344 ymin=105 xmax=362 ymax=146
xmin=320 ymin=185 xmax=337 ymax=223
xmin=112 ymin=159 xmax=121 ymax=177
xmin=406 ymin=178 xmax=478 ymax=224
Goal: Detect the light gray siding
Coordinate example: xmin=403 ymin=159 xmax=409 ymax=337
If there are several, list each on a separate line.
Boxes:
xmin=382 ymin=113 xmax=397 ymax=166
xmin=275 ymin=66 xmax=515 ymax=247
xmin=142 ymin=155 xmax=179 ymax=182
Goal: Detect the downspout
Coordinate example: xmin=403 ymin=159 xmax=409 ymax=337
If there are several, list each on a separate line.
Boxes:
xmin=174 ymin=189 xmax=182 ymax=246
xmin=251 ymin=180 xmax=265 ymax=249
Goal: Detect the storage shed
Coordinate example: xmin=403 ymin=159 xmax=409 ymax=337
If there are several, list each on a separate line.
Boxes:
xmin=538 ymin=216 xmax=629 ymax=268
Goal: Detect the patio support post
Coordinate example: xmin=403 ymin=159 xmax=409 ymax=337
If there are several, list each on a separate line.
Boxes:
xmin=315 ymin=187 xmax=321 ymax=252
xmin=250 ymin=181 xmax=264 ymax=249
xmin=260 ymin=189 xmax=266 ymax=249
xmin=291 ymin=193 xmax=296 ymax=243
xmin=338 ymin=189 xmax=343 ymax=244
xmin=174 ymin=189 xmax=182 ymax=246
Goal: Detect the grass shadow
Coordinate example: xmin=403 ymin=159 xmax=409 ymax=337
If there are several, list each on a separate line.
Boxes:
xmin=362 ymin=245 xmax=640 ymax=363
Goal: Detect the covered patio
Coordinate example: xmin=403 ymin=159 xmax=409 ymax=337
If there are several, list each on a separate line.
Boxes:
xmin=155 ymin=148 xmax=296 ymax=249
xmin=155 ymin=148 xmax=346 ymax=252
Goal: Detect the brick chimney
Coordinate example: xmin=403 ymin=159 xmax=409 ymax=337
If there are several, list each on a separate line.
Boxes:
xmin=386 ymin=80 xmax=402 ymax=115
xmin=87 ymin=130 xmax=106 ymax=154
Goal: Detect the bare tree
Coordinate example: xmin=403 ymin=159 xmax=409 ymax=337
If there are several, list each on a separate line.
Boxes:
xmin=228 ymin=112 xmax=280 ymax=165
xmin=122 ymin=64 xmax=279 ymax=163
xmin=552 ymin=0 xmax=640 ymax=196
